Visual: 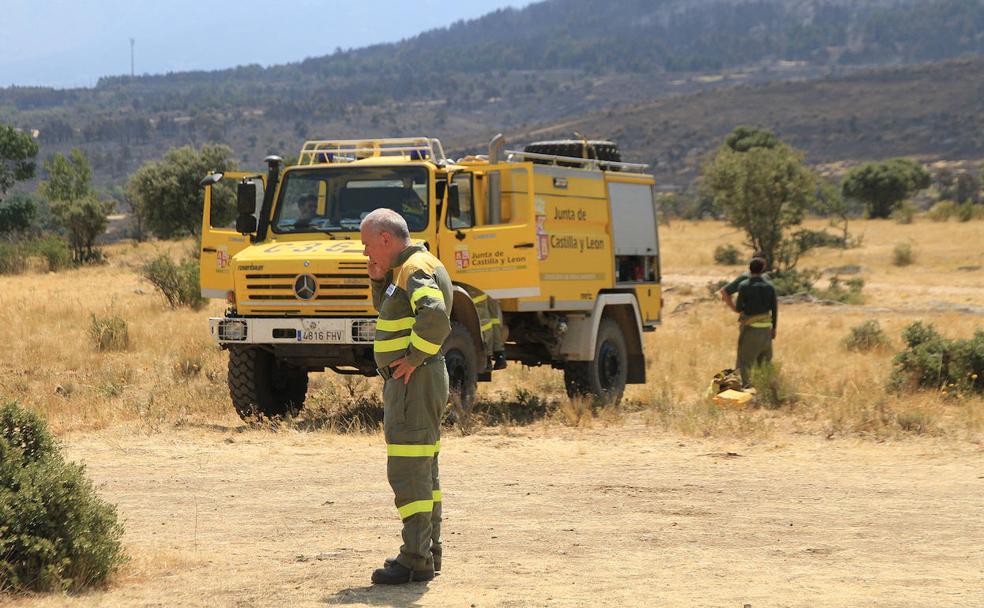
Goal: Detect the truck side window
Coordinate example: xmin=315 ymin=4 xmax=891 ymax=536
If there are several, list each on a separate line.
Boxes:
xmin=448 ymin=173 xmax=474 ymax=229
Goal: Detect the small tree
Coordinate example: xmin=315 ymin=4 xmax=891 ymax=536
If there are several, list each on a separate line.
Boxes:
xmin=51 ymin=196 xmax=114 ymax=263
xmin=0 ymin=194 xmax=37 ymax=237
xmin=0 ymin=123 xmax=39 ymax=203
xmin=702 ymin=128 xmax=817 ymax=270
xmin=128 ymin=144 xmax=236 ymax=239
xmin=40 ymin=149 xmax=112 ymax=263
xmin=842 ymin=158 xmax=930 ymax=219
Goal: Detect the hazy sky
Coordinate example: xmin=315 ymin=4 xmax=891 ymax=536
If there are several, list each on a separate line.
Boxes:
xmin=0 ymin=0 xmax=534 ymax=89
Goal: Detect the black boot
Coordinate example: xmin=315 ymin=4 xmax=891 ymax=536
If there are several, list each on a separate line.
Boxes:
xmin=492 ymin=352 xmax=507 ymax=370
xmin=372 ymin=560 xmax=434 ymax=584
xmin=384 ymin=551 xmax=441 ymax=572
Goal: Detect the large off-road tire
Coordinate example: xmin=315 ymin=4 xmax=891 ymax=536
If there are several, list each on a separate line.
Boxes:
xmin=441 ymin=321 xmax=479 ymax=426
xmin=563 ymin=318 xmax=628 ymax=406
xmin=228 ymin=346 xmax=308 ymax=420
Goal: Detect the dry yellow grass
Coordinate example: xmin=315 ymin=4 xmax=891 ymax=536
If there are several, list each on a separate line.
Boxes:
xmin=0 ymin=218 xmax=981 ymax=441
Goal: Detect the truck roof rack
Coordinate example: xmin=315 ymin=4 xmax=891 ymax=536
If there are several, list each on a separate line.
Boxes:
xmin=297 ymin=137 xmax=447 ymax=165
xmin=505 ymin=149 xmax=649 ymax=172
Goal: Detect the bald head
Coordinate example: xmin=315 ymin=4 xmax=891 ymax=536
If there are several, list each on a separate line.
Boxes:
xmin=360 ymin=208 xmax=410 ymax=242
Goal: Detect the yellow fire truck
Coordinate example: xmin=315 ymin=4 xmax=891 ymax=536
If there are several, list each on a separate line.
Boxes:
xmin=199 ymin=136 xmax=661 ymax=419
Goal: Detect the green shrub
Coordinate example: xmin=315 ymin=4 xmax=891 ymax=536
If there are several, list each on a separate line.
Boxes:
xmin=927 ymin=200 xmax=956 ymax=222
xmin=141 ymin=253 xmax=207 ymax=310
xmin=0 ymin=401 xmax=126 ymax=592
xmin=892 ymin=200 xmax=917 ymax=224
xmin=749 ymin=362 xmax=794 ymax=409
xmin=769 ymin=268 xmax=820 ymax=296
xmin=713 ymin=243 xmax=741 ymax=265
xmin=892 ymin=242 xmax=915 ymax=267
xmin=844 ymin=320 xmax=889 ymax=352
xmin=0 ymin=242 xmax=27 ymax=275
xmin=955 ymin=201 xmax=983 ymax=222
xmin=88 ymin=313 xmax=129 ymax=352
xmin=27 ymin=236 xmax=73 ymax=272
xmin=821 ymin=276 xmax=865 ymax=304
xmin=890 ymin=322 xmax=984 ymax=394
xmin=0 ymin=401 xmax=57 ymax=464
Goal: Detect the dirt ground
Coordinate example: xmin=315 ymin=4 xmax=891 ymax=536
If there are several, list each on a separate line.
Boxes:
xmin=4 ymin=424 xmax=981 ymax=608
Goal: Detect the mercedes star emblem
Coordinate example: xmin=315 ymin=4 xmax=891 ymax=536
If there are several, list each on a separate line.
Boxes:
xmin=294 ymin=274 xmax=318 ymax=300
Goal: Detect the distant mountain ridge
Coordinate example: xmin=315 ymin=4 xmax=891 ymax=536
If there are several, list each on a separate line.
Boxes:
xmin=1 ymin=0 xmax=983 ymax=189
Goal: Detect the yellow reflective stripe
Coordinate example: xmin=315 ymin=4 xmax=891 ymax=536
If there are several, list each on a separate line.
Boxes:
xmin=374 ymin=336 xmax=411 ymax=353
xmin=480 ymin=320 xmax=494 ymax=332
xmin=398 ymin=499 xmax=433 ymax=519
xmin=410 ymin=286 xmax=444 ymax=312
xmin=410 ymin=331 xmax=442 ymax=355
xmin=432 ymin=490 xmax=442 ymax=502
xmin=376 ymin=317 xmax=415 ymax=332
xmin=749 ymin=322 xmax=773 ymax=329
xmin=490 ymin=318 xmax=501 ymax=326
xmin=471 ymin=293 xmax=488 ymax=304
xmin=387 ymin=443 xmax=439 ymax=457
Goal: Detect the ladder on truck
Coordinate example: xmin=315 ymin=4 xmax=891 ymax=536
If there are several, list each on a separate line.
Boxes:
xmin=298 ymin=137 xmax=447 ymax=166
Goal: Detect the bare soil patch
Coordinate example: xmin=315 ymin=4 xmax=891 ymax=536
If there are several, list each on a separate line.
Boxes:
xmin=3 ymin=425 xmax=981 ymax=607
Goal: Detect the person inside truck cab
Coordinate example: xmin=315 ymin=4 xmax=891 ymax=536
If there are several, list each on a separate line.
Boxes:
xmin=295 ymin=194 xmax=318 ymax=225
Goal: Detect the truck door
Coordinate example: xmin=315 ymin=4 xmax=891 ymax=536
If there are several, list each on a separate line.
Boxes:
xmin=199 ymin=172 xmax=264 ymax=299
xmin=437 ymin=165 xmax=540 ymax=300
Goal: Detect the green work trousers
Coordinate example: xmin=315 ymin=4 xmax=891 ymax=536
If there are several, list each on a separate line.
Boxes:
xmin=736 ymin=326 xmax=773 ymax=387
xmin=382 ymin=358 xmax=448 ymax=571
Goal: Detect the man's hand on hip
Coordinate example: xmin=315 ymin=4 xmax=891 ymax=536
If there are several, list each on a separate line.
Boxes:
xmin=389 ymin=357 xmax=417 ymax=384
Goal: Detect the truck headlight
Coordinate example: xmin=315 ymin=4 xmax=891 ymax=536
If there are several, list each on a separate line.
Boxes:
xmin=218 ymin=319 xmax=248 ymax=341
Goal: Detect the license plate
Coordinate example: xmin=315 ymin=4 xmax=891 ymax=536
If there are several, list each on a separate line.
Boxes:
xmin=296 ymin=319 xmax=348 ymax=343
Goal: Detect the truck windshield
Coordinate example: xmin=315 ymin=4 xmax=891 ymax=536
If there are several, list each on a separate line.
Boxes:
xmin=272 ymin=166 xmax=429 ymax=234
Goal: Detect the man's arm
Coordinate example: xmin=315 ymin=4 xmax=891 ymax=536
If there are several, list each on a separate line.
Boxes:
xmin=770 ymin=286 xmax=778 ymax=338
xmin=389 ymin=265 xmax=451 ymax=383
xmin=719 ymin=274 xmax=743 ymax=313
xmin=720 ymin=288 xmax=738 ymax=313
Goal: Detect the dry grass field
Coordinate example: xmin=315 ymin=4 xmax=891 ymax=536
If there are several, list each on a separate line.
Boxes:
xmin=1 ymin=218 xmax=982 ymax=607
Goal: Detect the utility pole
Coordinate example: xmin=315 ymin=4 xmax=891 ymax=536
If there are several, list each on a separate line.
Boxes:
xmin=130 ymin=38 xmax=135 ymax=78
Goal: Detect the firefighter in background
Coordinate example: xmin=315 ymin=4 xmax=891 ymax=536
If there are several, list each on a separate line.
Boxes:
xmin=465 ymin=286 xmax=507 ymax=370
xmin=361 ymin=209 xmax=452 ymax=584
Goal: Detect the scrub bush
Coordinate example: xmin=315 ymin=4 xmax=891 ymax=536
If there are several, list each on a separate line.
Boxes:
xmin=27 ymin=236 xmax=73 ymax=272
xmin=713 ymin=243 xmax=741 ymax=265
xmin=889 ymin=322 xmax=984 ymax=394
xmin=0 ymin=401 xmax=125 ymax=592
xmin=749 ymin=362 xmax=794 ymax=409
xmin=0 ymin=242 xmax=27 ymax=275
xmin=844 ymin=320 xmax=889 ymax=352
xmin=141 ymin=253 xmax=206 ymax=310
xmin=892 ymin=242 xmax=915 ymax=266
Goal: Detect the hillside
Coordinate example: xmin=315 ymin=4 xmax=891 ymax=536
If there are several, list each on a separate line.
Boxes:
xmin=1 ymin=0 xmax=984 ymax=189
xmin=510 ymin=57 xmax=984 ymax=184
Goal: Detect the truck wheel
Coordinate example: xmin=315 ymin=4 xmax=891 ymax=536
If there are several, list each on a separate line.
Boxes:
xmin=563 ymin=318 xmax=628 ymax=406
xmin=442 ymin=321 xmax=478 ymax=424
xmin=228 ymin=346 xmax=308 ymax=420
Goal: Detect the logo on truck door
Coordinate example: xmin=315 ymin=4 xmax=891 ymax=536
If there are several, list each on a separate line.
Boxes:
xmin=294 ymin=274 xmax=318 ymax=300
xmin=454 ymin=246 xmax=471 ymax=270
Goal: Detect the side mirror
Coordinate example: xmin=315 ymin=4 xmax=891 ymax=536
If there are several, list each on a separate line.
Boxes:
xmin=447 ymin=183 xmax=461 ymax=219
xmin=237 ymin=182 xmax=257 ymax=214
xmin=199 ymin=173 xmax=223 ymax=188
xmin=435 ymin=179 xmax=447 ymax=201
xmin=236 ymin=214 xmax=257 ymax=234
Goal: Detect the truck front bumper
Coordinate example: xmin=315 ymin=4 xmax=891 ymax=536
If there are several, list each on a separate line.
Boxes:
xmin=209 ymin=317 xmax=376 ymax=345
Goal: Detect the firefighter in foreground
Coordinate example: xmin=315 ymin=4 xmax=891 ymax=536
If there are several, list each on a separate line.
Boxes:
xmin=727 ymin=256 xmax=778 ymax=386
xmin=360 ymin=209 xmax=453 ymax=584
